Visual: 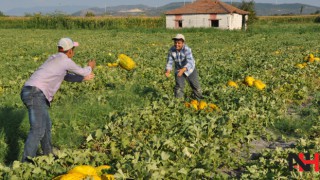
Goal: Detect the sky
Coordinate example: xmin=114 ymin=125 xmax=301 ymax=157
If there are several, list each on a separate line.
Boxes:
xmin=1 ymin=0 xmax=320 ymax=12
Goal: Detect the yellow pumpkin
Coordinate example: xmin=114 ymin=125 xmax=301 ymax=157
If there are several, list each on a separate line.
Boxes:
xmin=118 ymin=54 xmax=136 ymax=71
xmin=91 ymin=175 xmax=102 ymax=180
xmin=68 ymin=165 xmax=98 ymax=176
xmin=207 ymin=103 xmax=219 ymax=112
xmin=227 ymin=80 xmax=238 ymax=88
xmin=191 ymin=103 xmax=198 ymax=110
xmin=95 ymin=165 xmax=111 ymax=175
xmin=59 ymin=173 xmax=87 ymax=180
xmin=198 ymin=101 xmax=207 ymax=110
xmin=309 ymin=57 xmax=315 ymax=63
xmin=107 ymin=62 xmax=119 ymax=67
xmin=244 ymin=76 xmax=255 ymax=86
xmin=190 ymin=100 xmax=199 ymax=106
xmin=308 ymin=54 xmax=315 ymax=63
xmin=253 ymin=80 xmax=266 ymax=90
xmin=295 ymin=63 xmax=305 ymax=69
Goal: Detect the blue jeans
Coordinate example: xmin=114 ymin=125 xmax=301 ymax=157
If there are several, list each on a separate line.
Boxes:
xmin=20 ymin=86 xmax=52 ymax=162
xmin=174 ymin=68 xmax=202 ymax=100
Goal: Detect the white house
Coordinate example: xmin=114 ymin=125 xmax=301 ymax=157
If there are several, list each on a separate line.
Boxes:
xmin=165 ymin=0 xmax=249 ymax=30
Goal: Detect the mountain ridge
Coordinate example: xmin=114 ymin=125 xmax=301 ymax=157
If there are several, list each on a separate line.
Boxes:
xmin=4 ymin=2 xmax=320 ymax=17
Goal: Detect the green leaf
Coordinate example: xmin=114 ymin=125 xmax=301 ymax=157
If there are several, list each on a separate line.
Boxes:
xmin=178 ymin=168 xmax=189 ymax=175
xmin=32 ymin=167 xmax=42 ymax=174
xmin=191 ymin=168 xmax=205 ymax=174
xmin=160 ymin=151 xmax=170 ymax=161
xmin=95 ymin=129 xmax=103 ymax=139
xmin=86 ymin=134 xmax=93 ymax=142
xmin=12 ymin=161 xmax=21 ymax=169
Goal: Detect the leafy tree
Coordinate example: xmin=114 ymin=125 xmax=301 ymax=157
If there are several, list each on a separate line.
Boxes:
xmin=85 ymin=11 xmax=95 ymax=17
xmin=314 ymin=16 xmax=320 ymax=23
xmin=312 ymin=10 xmax=320 ymax=15
xmin=238 ymin=0 xmax=258 ymax=24
xmin=0 ymin=11 xmax=6 ymax=17
xmin=24 ymin=13 xmax=33 ymax=17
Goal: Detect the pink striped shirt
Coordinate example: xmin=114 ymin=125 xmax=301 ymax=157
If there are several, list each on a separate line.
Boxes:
xmin=25 ymin=52 xmax=92 ymax=102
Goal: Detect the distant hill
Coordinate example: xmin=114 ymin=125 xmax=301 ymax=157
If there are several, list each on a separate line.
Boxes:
xmin=254 ymin=3 xmax=320 ymax=16
xmin=3 ymin=2 xmax=320 ymax=17
xmin=5 ymin=5 xmax=90 ymax=16
xmin=72 ymin=4 xmax=153 ymax=16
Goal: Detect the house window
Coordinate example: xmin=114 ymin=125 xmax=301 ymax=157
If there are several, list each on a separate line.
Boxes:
xmin=211 ymin=20 xmax=219 ymax=27
xmin=178 ymin=20 xmax=183 ymax=28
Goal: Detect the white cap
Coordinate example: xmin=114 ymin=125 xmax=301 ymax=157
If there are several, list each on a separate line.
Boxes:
xmin=172 ymin=34 xmax=185 ymax=41
xmin=57 ymin=37 xmax=79 ymax=51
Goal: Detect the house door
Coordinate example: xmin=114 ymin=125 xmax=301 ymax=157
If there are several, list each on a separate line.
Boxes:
xmin=211 ymin=20 xmax=219 ymax=27
xmin=178 ymin=20 xmax=183 ymax=28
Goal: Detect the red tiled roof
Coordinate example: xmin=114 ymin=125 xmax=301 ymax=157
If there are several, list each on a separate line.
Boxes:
xmin=165 ymin=0 xmax=249 ymax=15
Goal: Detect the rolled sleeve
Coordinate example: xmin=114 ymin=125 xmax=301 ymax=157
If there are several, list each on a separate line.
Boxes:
xmin=66 ymin=59 xmax=92 ymax=77
xmin=184 ymin=48 xmax=195 ymax=76
xmin=166 ymin=51 xmax=174 ymax=71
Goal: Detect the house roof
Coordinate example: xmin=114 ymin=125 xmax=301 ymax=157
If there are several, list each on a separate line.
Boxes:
xmin=165 ymin=0 xmax=249 ymax=15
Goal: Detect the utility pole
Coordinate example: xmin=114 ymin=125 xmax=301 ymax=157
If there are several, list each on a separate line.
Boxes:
xmin=105 ymin=1 xmax=107 ymax=14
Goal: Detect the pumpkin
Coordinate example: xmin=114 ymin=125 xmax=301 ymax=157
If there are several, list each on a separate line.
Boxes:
xmin=59 ymin=173 xmax=87 ymax=180
xmin=184 ymin=102 xmax=190 ymax=108
xmin=198 ymin=101 xmax=207 ymax=110
xmin=68 ymin=165 xmax=98 ymax=176
xmin=254 ymin=80 xmax=266 ymax=90
xmin=95 ymin=165 xmax=111 ymax=175
xmin=190 ymin=100 xmax=199 ymax=106
xmin=118 ymin=54 xmax=136 ymax=71
xmin=91 ymin=175 xmax=102 ymax=180
xmin=227 ymin=80 xmax=238 ymax=88
xmin=244 ymin=76 xmax=255 ymax=86
xmin=307 ymin=54 xmax=315 ymax=63
xmin=107 ymin=62 xmax=119 ymax=67
xmin=295 ymin=63 xmax=305 ymax=69
xmin=190 ymin=100 xmax=199 ymax=110
xmin=53 ymin=165 xmax=113 ymax=180
xmin=190 ymin=103 xmax=198 ymax=110
xmin=207 ymin=103 xmax=219 ymax=112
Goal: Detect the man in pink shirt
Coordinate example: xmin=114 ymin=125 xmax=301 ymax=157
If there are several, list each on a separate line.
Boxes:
xmin=20 ymin=37 xmax=96 ymax=162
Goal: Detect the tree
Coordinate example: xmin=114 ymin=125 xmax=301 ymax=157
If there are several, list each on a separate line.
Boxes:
xmin=238 ymin=0 xmax=258 ymax=24
xmin=0 ymin=11 xmax=6 ymax=17
xmin=85 ymin=11 xmax=95 ymax=17
xmin=312 ymin=10 xmax=320 ymax=15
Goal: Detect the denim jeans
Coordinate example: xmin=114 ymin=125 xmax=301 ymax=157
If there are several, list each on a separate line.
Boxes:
xmin=20 ymin=86 xmax=52 ymax=162
xmin=174 ymin=68 xmax=202 ymax=100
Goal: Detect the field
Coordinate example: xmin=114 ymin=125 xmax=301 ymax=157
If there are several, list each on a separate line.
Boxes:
xmin=1 ymin=22 xmax=320 ymax=179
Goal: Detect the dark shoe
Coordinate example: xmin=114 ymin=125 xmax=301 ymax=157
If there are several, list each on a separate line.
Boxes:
xmin=21 ymin=157 xmax=35 ymax=164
